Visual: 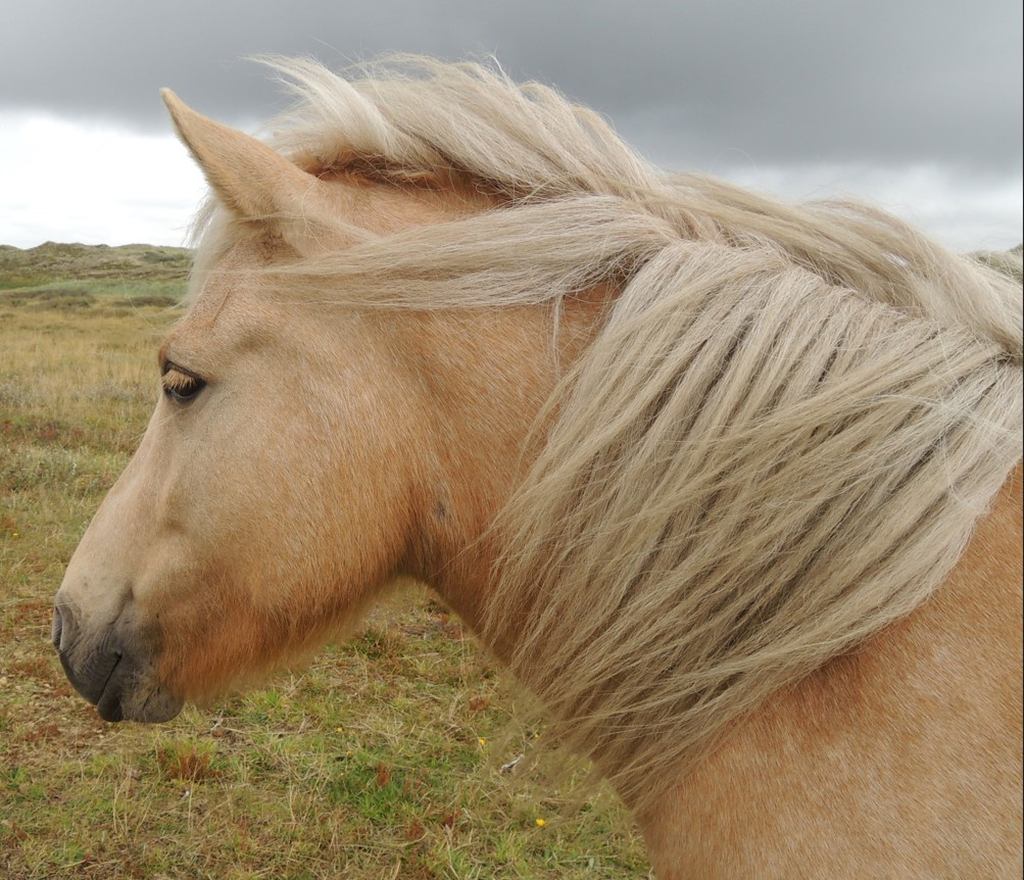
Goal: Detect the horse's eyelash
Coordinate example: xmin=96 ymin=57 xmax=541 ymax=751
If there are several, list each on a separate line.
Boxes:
xmin=162 ymin=368 xmax=199 ymax=391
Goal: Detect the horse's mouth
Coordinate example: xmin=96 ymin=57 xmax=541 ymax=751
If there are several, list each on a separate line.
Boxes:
xmin=93 ymin=652 xmax=126 ymax=722
xmin=53 ymin=604 xmax=184 ymax=724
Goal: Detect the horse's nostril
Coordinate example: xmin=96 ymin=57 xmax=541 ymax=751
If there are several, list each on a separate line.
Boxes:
xmin=52 ymin=603 xmax=79 ymax=654
xmin=51 ymin=606 xmax=64 ymax=650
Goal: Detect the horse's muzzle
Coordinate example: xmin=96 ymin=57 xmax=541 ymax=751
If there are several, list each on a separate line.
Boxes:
xmin=51 ymin=603 xmax=183 ymax=723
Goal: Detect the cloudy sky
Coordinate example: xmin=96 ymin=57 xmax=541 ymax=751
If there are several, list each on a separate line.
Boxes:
xmin=1 ymin=0 xmax=1020 ymax=250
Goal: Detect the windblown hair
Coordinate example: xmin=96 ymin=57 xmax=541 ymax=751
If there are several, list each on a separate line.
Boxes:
xmin=194 ymin=56 xmax=1024 ymax=810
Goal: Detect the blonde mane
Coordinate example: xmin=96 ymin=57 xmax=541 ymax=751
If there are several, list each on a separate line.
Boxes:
xmin=192 ymin=56 xmax=1024 ymax=810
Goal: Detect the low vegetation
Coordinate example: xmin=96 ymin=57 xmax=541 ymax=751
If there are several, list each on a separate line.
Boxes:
xmin=0 ymin=244 xmax=648 ymax=879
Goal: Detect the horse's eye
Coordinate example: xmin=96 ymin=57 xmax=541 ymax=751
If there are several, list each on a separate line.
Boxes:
xmin=161 ymin=366 xmax=206 ymax=404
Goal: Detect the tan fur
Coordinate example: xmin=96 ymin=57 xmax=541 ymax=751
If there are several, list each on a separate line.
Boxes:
xmin=211 ymin=56 xmax=1021 ymax=812
xmin=55 ymin=57 xmax=1023 ymax=877
xmin=640 ymin=467 xmax=1023 ymax=879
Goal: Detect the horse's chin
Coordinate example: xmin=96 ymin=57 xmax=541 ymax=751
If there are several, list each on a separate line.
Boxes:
xmin=113 ymin=686 xmax=185 ymax=724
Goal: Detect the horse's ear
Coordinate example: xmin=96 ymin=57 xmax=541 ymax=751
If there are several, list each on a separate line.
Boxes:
xmin=160 ymin=88 xmax=341 ymax=237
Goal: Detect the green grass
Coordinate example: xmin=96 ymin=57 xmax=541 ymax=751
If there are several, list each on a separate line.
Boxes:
xmin=0 ymin=252 xmax=649 ymax=879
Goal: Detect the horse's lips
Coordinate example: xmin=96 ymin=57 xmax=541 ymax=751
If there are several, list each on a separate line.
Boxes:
xmin=94 ymin=653 xmax=125 ymax=722
xmin=94 ymin=661 xmax=185 ymax=724
xmin=58 ymin=646 xmax=126 ymax=720
xmin=93 ymin=663 xmax=185 ymax=724
xmin=57 ymin=642 xmax=119 ymax=707
xmin=56 ymin=635 xmax=184 ymax=724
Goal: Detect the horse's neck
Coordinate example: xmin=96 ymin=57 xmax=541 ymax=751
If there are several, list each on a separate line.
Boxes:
xmin=405 ymin=300 xmax=1022 ymax=877
xmin=639 ymin=465 xmax=1023 ymax=879
xmin=403 ymin=294 xmax=611 ymax=643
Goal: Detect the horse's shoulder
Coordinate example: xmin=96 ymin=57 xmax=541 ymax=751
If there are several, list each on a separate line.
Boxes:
xmin=641 ymin=465 xmax=1023 ymax=880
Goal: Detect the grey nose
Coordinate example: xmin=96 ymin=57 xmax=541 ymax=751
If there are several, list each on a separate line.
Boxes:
xmin=52 ymin=602 xmax=89 ymax=657
xmin=50 ymin=598 xmax=183 ymax=723
xmin=52 ymin=603 xmax=125 ymax=719
xmin=52 ymin=604 xmax=69 ymax=651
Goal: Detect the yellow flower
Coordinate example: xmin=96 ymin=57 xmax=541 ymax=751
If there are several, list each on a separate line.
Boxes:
xmin=477 ymin=737 xmax=486 ymax=746
xmin=535 ymin=817 xmax=546 ymax=828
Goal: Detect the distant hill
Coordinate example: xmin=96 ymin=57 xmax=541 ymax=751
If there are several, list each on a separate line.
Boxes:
xmin=0 ymin=241 xmax=191 ymax=289
xmin=0 ymin=243 xmax=192 ymax=310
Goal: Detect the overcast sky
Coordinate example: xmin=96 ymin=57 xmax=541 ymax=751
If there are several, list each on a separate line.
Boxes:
xmin=1 ymin=0 xmax=1020 ymax=250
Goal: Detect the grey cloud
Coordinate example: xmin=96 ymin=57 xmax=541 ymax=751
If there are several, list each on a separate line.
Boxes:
xmin=2 ymin=0 xmax=1021 ymax=174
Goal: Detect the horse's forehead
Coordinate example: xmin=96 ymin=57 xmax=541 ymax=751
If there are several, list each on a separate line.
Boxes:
xmin=190 ymin=233 xmax=280 ymax=311
xmin=161 ymin=242 xmax=274 ymax=364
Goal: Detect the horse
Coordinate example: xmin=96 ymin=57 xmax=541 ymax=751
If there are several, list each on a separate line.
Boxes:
xmin=52 ymin=57 xmax=1022 ymax=878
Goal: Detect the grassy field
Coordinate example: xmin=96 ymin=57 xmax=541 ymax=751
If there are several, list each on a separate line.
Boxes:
xmin=0 ymin=245 xmax=649 ymax=879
